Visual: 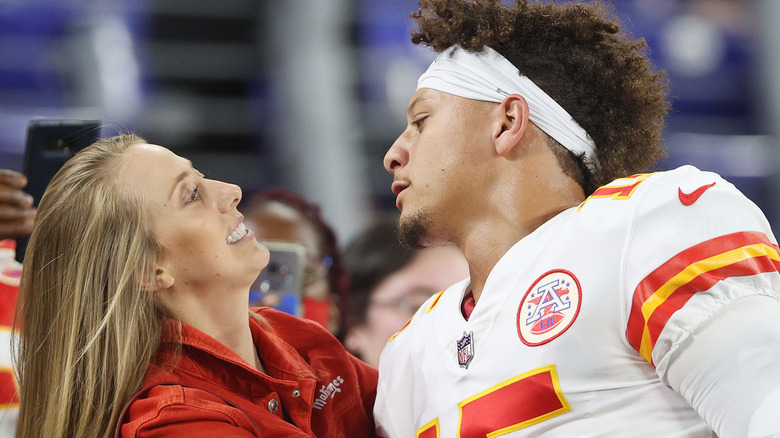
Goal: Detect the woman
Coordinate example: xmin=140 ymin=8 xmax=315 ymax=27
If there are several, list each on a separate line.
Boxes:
xmin=13 ymin=134 xmax=377 ymax=437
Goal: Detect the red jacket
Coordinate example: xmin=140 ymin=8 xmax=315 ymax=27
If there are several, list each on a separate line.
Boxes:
xmin=120 ymin=307 xmax=377 ymax=437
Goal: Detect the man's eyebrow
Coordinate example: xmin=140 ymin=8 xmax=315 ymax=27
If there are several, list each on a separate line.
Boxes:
xmin=406 ymin=94 xmax=432 ymax=117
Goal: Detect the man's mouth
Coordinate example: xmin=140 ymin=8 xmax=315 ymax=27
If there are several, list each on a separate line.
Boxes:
xmin=391 ymin=181 xmax=410 ymax=197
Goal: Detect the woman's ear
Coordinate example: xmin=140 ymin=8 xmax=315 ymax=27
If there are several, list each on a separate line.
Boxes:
xmin=142 ymin=267 xmax=174 ymax=292
xmin=492 ymin=94 xmax=530 ymax=157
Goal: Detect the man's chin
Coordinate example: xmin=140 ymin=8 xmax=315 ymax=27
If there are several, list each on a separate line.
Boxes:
xmin=397 ymin=210 xmax=432 ymax=250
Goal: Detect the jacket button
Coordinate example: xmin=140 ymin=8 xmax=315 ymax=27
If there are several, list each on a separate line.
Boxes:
xmin=291 ymin=390 xmax=301 ymax=397
xmin=268 ymin=398 xmax=279 ymax=414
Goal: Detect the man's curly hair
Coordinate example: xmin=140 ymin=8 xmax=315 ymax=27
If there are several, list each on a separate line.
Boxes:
xmin=411 ymin=0 xmax=670 ymax=193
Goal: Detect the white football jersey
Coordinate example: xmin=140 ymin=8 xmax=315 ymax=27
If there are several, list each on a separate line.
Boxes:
xmin=0 ymin=242 xmax=19 ymax=437
xmin=375 ymin=166 xmax=780 ymax=437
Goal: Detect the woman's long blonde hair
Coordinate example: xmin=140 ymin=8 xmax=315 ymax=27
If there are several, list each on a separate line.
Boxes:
xmin=13 ymin=134 xmax=167 ymax=438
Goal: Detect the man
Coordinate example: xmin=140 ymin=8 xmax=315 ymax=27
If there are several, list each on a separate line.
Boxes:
xmin=343 ymin=215 xmax=468 ymax=367
xmin=0 ymin=168 xmax=34 ymax=437
xmin=374 ymin=1 xmax=780 ymax=437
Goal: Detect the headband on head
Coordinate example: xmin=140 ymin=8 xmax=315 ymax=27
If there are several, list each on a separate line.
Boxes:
xmin=417 ymin=45 xmax=598 ymax=171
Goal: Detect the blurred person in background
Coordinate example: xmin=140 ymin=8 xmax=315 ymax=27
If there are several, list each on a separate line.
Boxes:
xmin=343 ymin=214 xmax=468 ymax=367
xmin=13 ymin=135 xmax=377 ymax=437
xmin=242 ymin=188 xmax=350 ymax=339
xmin=0 ymin=169 xmax=34 ymax=437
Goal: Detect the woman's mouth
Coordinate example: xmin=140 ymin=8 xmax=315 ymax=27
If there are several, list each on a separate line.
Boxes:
xmin=226 ymin=222 xmax=249 ymax=244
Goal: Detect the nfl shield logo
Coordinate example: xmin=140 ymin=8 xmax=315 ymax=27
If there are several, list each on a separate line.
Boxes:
xmin=456 ymin=331 xmax=474 ymax=369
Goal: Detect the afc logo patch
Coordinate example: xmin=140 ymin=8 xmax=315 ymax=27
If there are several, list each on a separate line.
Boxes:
xmin=517 ymin=269 xmax=582 ymax=346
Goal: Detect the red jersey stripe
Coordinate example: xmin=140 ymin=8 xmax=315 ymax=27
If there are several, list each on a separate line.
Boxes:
xmin=627 ymin=232 xmax=777 ymax=347
xmin=425 ymin=291 xmax=445 ymax=314
xmin=645 ymin=254 xmax=780 ymax=352
xmin=0 ymin=367 xmax=19 ymax=407
xmin=627 ymin=232 xmax=780 ymax=364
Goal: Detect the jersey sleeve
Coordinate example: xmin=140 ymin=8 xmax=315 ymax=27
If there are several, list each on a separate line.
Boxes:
xmin=374 ymin=337 xmax=416 ymax=438
xmin=0 ymin=239 xmax=20 ymax=434
xmin=623 ymin=165 xmax=779 ymax=372
xmin=622 ymin=166 xmax=780 ymax=436
xmin=374 ymin=291 xmax=445 ymax=438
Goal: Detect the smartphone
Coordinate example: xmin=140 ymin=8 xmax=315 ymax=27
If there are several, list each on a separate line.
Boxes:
xmin=249 ymin=240 xmax=307 ymax=316
xmin=15 ymin=119 xmax=102 ymax=263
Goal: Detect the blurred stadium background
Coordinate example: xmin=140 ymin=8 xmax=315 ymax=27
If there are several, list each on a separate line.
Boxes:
xmin=0 ymin=0 xmax=777 ymax=242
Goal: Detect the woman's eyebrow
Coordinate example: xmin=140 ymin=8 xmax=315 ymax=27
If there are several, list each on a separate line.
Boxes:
xmin=168 ymin=160 xmax=195 ymax=201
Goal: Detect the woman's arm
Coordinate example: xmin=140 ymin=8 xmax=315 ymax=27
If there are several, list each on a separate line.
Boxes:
xmin=120 ymin=385 xmax=260 ymax=438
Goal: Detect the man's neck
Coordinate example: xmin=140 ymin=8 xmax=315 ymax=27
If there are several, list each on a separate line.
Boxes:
xmin=460 ymin=202 xmax=580 ymax=302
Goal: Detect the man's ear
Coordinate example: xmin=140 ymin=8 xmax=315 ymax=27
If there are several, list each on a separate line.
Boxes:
xmin=492 ymin=94 xmax=530 ymax=157
xmin=142 ymin=266 xmax=174 ymax=292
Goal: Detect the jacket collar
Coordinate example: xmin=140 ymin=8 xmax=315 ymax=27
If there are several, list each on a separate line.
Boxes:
xmin=156 ymin=313 xmax=319 ymax=383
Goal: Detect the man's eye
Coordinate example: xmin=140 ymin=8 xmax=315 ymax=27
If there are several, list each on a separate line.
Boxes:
xmin=413 ymin=116 xmax=428 ymax=130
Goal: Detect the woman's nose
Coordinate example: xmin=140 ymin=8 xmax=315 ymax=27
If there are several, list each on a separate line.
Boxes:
xmin=216 ymin=181 xmax=241 ymax=213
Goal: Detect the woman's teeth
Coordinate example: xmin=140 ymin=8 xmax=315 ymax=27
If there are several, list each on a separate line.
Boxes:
xmin=226 ymin=222 xmax=248 ymax=244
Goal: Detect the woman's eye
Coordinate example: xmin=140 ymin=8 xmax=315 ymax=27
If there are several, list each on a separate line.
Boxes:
xmin=185 ymin=186 xmax=200 ymax=205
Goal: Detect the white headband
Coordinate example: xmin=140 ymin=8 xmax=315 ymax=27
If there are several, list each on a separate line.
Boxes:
xmin=417 ymin=45 xmax=598 ymax=170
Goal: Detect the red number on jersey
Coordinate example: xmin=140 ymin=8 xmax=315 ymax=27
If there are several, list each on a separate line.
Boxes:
xmin=416 ymin=365 xmax=570 ymax=437
xmin=578 ymin=173 xmax=653 ymax=211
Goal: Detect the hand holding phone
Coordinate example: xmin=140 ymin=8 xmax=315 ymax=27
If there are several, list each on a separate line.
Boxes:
xmin=15 ymin=119 xmax=101 ymax=263
xmin=0 ymin=169 xmax=35 ymax=240
xmin=250 ymin=240 xmax=307 ymax=316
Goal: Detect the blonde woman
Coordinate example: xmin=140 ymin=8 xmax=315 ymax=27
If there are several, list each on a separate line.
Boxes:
xmin=13 ymin=135 xmax=377 ymax=438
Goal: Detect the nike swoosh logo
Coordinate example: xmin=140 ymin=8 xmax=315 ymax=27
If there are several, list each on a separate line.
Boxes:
xmin=678 ymin=182 xmax=716 ymax=206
